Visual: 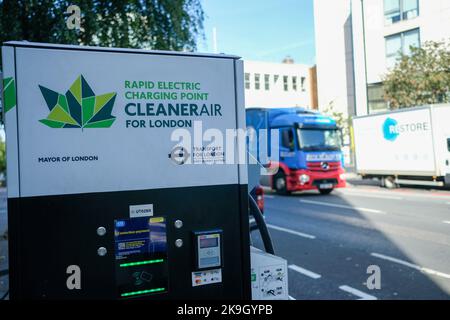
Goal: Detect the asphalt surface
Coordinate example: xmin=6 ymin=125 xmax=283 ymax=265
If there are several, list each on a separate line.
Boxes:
xmin=251 ymin=184 xmax=450 ymax=300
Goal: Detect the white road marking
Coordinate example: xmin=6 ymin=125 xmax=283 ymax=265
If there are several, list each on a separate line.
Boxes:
xmin=344 ymin=187 xmax=450 ymax=201
xmin=338 ymin=192 xmax=403 ymax=200
xmin=339 ymin=285 xmax=377 ymax=300
xmin=371 ymin=253 xmax=450 ymax=280
xmin=443 ymin=221 xmax=450 ymax=225
xmin=299 ymin=199 xmax=386 ymax=214
xmin=289 ymin=295 xmax=296 ymax=300
xmin=265 ymin=195 xmax=275 ymax=199
xmin=249 ymin=218 xmax=256 ymax=224
xmin=288 ymin=264 xmax=322 ymax=279
xmin=267 ymin=224 xmax=316 ymax=239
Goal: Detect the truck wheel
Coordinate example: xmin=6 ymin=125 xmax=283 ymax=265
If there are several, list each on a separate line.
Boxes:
xmin=274 ymin=172 xmax=290 ymax=195
xmin=319 ymin=188 xmax=333 ymax=195
xmin=382 ymin=176 xmax=397 ymax=189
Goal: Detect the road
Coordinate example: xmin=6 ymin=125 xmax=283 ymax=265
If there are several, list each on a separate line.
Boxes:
xmin=251 ymin=184 xmax=450 ymax=300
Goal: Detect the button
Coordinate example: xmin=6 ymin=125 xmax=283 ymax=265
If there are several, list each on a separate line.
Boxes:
xmin=175 ymin=239 xmax=183 ymax=248
xmin=97 ymin=227 xmax=106 ymax=236
xmin=174 ymin=220 xmax=183 ymax=229
xmin=97 ymin=247 xmax=107 ymax=256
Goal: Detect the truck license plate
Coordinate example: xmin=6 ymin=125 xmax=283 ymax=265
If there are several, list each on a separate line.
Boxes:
xmin=319 ymin=183 xmax=333 ymax=189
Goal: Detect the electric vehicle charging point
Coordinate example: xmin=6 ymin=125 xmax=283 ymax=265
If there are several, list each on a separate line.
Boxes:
xmin=2 ymin=42 xmax=251 ymax=300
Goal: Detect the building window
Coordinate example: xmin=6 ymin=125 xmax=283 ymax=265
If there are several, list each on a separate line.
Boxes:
xmin=283 ymin=76 xmax=288 ymax=91
xmin=255 ymin=73 xmax=260 ymax=90
xmin=368 ymin=83 xmax=388 ymax=113
xmin=244 ymin=73 xmax=250 ymax=90
xmin=402 ymin=0 xmax=419 ymax=20
xmin=384 ymin=0 xmax=419 ymax=25
xmin=403 ymin=29 xmax=420 ymax=55
xmin=386 ymin=34 xmax=402 ymax=68
xmin=292 ymin=76 xmax=297 ymax=91
xmin=385 ymin=28 xmax=420 ymax=68
xmin=264 ymin=74 xmax=270 ymax=91
xmin=300 ymin=77 xmax=306 ymax=92
xmin=384 ymin=0 xmax=401 ymax=24
xmin=274 ymin=75 xmax=279 ymax=83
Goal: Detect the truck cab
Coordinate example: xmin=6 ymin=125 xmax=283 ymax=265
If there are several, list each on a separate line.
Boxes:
xmin=246 ymin=107 xmax=346 ymax=195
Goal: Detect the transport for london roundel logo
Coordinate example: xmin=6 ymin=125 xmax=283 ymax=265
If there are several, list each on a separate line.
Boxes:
xmin=38 ymin=75 xmax=116 ymax=128
xmin=382 ymin=117 xmax=399 ymax=141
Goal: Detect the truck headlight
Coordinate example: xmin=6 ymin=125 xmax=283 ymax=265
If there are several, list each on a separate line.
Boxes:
xmin=299 ymin=174 xmax=310 ymax=183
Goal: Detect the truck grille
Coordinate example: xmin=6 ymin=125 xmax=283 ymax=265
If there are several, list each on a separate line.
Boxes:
xmin=307 ymin=161 xmax=341 ymax=172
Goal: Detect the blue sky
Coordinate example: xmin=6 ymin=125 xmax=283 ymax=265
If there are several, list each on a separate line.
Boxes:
xmin=197 ymin=0 xmax=316 ymax=65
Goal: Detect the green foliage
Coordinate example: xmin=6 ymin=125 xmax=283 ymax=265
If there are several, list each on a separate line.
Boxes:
xmin=0 ymin=0 xmax=204 ymax=65
xmin=322 ymin=102 xmax=350 ymax=141
xmin=383 ymin=40 xmax=450 ymax=109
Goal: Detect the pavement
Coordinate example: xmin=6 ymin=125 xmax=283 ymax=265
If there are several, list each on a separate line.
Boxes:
xmin=251 ymin=183 xmax=450 ymax=300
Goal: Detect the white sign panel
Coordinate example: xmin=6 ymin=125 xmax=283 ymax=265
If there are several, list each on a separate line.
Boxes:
xmin=353 ymin=108 xmax=435 ymax=174
xmin=129 ymin=204 xmax=154 ymax=218
xmin=9 ymin=46 xmax=244 ymax=197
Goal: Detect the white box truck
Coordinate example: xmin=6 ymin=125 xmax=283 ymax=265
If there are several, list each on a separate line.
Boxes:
xmin=352 ymin=104 xmax=450 ymax=188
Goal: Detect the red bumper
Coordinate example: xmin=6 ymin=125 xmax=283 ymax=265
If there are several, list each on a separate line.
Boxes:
xmin=285 ymin=168 xmax=346 ymax=191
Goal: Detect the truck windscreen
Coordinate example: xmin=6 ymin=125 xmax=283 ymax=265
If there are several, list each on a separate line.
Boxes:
xmin=297 ymin=129 xmax=341 ymax=151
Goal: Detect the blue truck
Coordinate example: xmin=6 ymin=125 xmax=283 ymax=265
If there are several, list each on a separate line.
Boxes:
xmin=246 ymin=107 xmax=346 ymax=195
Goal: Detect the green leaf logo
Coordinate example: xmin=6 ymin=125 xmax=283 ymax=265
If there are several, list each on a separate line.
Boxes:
xmin=3 ymin=77 xmax=16 ymax=113
xmin=39 ymin=75 xmax=116 ymax=129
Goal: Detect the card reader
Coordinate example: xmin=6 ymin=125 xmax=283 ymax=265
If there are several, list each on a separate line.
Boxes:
xmin=193 ymin=230 xmax=223 ymax=270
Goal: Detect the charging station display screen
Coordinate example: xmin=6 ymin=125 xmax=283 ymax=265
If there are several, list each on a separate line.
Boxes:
xmin=114 ymin=216 xmax=168 ymax=298
xmin=115 ymin=217 xmax=167 ymax=259
xmin=200 ymin=237 xmax=218 ymax=248
xmin=196 ymin=232 xmax=222 ymax=270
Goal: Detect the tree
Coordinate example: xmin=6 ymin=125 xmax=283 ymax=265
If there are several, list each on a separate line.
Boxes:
xmin=383 ymin=40 xmax=450 ymax=109
xmin=0 ymin=0 xmax=204 ymax=66
xmin=322 ymin=102 xmax=350 ymax=144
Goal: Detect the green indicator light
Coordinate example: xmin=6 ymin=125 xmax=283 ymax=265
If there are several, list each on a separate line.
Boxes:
xmin=121 ymin=287 xmax=165 ymax=297
xmin=119 ymin=259 xmax=164 ymax=267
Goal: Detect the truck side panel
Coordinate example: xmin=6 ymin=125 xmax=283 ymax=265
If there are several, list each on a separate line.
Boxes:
xmin=431 ymin=105 xmax=450 ymax=180
xmin=353 ymin=108 xmax=437 ymax=176
xmin=246 ymin=109 xmax=270 ymax=163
